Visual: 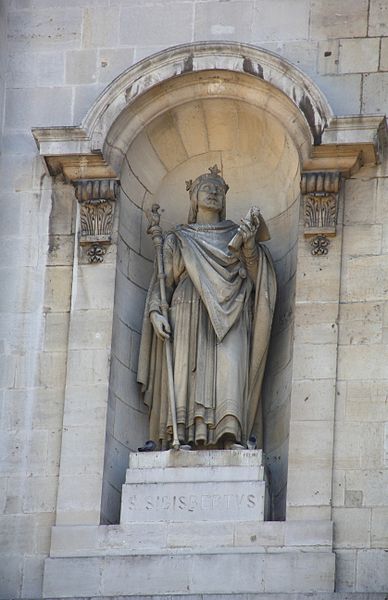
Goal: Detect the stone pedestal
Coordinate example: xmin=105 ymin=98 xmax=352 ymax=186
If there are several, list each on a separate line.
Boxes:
xmin=42 ymin=448 xmax=335 ymax=597
xmin=121 ymin=449 xmax=269 ymax=524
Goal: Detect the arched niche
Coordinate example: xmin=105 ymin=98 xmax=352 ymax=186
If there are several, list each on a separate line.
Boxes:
xmin=34 ymin=43 xmax=384 ymax=529
xmin=102 ymin=66 xmax=314 ymax=524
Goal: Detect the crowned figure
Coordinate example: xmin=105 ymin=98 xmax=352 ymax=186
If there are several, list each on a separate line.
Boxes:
xmin=137 ymin=166 xmax=277 ymax=449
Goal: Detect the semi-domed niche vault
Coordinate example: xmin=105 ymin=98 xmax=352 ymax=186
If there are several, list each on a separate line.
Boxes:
xmin=33 ymin=43 xmax=384 ymax=533
xmin=102 ymin=53 xmax=320 ymax=524
xmin=108 ymin=76 xmax=303 ymax=522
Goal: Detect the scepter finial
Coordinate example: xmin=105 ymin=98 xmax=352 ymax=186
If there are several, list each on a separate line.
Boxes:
xmin=146 ymin=203 xmax=161 ymax=233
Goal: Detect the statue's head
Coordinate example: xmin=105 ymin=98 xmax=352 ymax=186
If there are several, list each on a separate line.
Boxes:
xmin=186 ymin=165 xmax=229 ymax=223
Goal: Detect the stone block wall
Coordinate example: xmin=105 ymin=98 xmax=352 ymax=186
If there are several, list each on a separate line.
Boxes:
xmin=334 ymin=169 xmax=388 ymax=592
xmin=0 ymin=0 xmax=388 ymax=597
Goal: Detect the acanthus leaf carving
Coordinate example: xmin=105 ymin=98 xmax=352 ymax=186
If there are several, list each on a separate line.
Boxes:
xmin=73 ymin=179 xmax=119 ymax=263
xmin=301 ymin=171 xmax=341 ymax=255
xmin=304 ymin=194 xmax=337 ymax=233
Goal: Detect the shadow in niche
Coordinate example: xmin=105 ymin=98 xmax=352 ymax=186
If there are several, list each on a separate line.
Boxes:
xmin=100 ymin=96 xmax=301 ymax=525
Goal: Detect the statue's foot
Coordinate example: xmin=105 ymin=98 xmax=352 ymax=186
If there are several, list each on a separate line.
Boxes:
xmin=228 ymin=443 xmax=246 ymax=450
xmin=222 ymin=435 xmax=246 ymax=450
xmin=179 ymin=444 xmax=192 ymax=451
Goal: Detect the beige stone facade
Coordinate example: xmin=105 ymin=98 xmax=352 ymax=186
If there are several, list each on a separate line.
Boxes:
xmin=1 ymin=1 xmax=388 ymax=598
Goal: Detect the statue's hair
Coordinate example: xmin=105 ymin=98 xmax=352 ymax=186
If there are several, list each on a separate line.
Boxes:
xmin=186 ymin=165 xmax=229 ymax=223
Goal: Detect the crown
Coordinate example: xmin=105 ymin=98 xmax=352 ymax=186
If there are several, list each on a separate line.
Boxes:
xmin=186 ymin=165 xmax=227 ymax=193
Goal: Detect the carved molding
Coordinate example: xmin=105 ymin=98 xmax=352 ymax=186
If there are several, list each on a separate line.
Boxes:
xmin=301 ymin=172 xmax=341 ymax=249
xmin=310 ymin=235 xmax=331 ymax=256
xmin=74 ymin=179 xmax=119 ymax=263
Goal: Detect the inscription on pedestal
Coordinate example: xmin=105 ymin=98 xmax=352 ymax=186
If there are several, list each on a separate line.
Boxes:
xmin=121 ymin=480 xmax=265 ymax=523
xmin=128 ymin=491 xmax=259 ymax=512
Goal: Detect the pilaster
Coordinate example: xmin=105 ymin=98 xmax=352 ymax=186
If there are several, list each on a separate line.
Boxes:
xmin=55 ymin=178 xmax=119 ymax=526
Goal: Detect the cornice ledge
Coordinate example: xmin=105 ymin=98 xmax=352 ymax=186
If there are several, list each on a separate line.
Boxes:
xmin=32 ymin=126 xmax=117 ymax=180
xmin=32 ymin=112 xmax=387 ymax=183
xmin=303 ymin=115 xmax=388 ymax=175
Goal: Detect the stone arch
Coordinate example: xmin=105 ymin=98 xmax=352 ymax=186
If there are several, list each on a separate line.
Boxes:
xmin=82 ymin=42 xmax=332 ymax=172
xmin=98 ymin=44 xmax=332 ymax=524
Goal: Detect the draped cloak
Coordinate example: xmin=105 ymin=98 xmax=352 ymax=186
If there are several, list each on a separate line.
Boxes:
xmin=137 ymin=220 xmax=277 ymax=448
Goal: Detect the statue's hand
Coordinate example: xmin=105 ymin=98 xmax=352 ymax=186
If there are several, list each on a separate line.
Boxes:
xmin=239 ymin=212 xmax=259 ymax=250
xmin=150 ymin=311 xmax=171 ymax=340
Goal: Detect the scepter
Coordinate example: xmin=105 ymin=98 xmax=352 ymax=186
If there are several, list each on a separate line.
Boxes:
xmin=146 ymin=204 xmax=180 ymax=450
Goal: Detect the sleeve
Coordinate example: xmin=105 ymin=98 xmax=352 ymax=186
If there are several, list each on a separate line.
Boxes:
xmin=241 ymin=242 xmax=259 ymax=284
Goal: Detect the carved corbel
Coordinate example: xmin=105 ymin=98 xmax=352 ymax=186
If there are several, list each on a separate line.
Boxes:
xmin=74 ymin=179 xmax=119 ymax=263
xmin=300 ymin=171 xmax=341 ymax=255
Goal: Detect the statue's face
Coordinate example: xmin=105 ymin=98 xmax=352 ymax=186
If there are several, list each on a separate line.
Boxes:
xmin=197 ymin=180 xmax=225 ymax=214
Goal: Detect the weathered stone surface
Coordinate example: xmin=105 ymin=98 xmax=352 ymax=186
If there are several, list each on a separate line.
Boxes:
xmin=292 ymin=343 xmax=338 ymax=380
xmin=21 ymin=555 xmax=45 ymax=600
xmin=43 ymin=551 xmax=335 ymax=597
xmin=73 ymin=82 xmax=105 ymax=124
xmin=109 ymin=358 xmax=141 ymax=410
xmin=120 ymin=4 xmax=193 ymax=45
xmin=288 ymin=421 xmax=333 ymax=469
xmin=375 ymin=177 xmax=388 ymax=223
xmin=332 ymin=507 xmax=371 ymax=548
xmin=287 ymin=467 xmax=332 ymax=507
xmin=252 ymin=0 xmax=310 ymax=41
xmin=294 ymin=302 xmax=338 ymax=344
xmin=117 ymin=236 xmax=153 ymax=291
xmin=335 ymin=549 xmax=357 ymax=592
xmin=122 ymin=480 xmax=266 ymax=523
xmin=290 ymin=379 xmax=336 ymax=422
xmin=82 ymin=7 xmax=120 ymax=49
xmin=317 ymin=40 xmax=340 ymax=75
xmin=368 ymin=0 xmax=388 ymax=36
xmin=65 ymin=49 xmax=97 ymax=84
xmin=310 ymin=0 xmax=368 ymax=39
xmin=7 ymin=50 xmax=65 ymax=87
xmin=67 ymin=309 xmax=113 ymax=350
xmin=380 ymin=37 xmax=388 ymax=71
xmin=56 ymin=474 xmax=103 ymax=525
xmin=0 ymin=555 xmax=23 ymax=600
xmin=334 ymin=422 xmax=362 ymax=469
xmin=342 ymin=224 xmax=382 ymax=256
xmin=122 ymin=450 xmax=267 ymax=524
xmin=362 ymin=72 xmax=388 ymax=114
xmin=345 ymin=469 xmax=388 ymax=506
xmin=345 ymin=489 xmax=363 ymax=508
xmin=338 ymin=302 xmax=383 ymax=346
xmin=356 ymin=550 xmax=388 ymax=591
xmin=7 ymin=8 xmax=82 ymax=50
xmin=44 ymin=266 xmax=72 ymax=312
xmin=338 ymin=38 xmax=380 ymax=74
xmin=73 ymin=263 xmax=116 ymax=310
xmin=332 ymin=469 xmax=346 ymax=507
xmin=5 ymin=87 xmax=73 ymax=129
xmin=49 ymin=520 xmax=330 ymax=557
xmin=194 ymin=1 xmax=254 ymax=42
xmin=345 ymin=380 xmax=388 ymax=421
xmin=338 ymin=344 xmax=388 ymax=379
xmin=281 ymin=40 xmax=319 ymax=76
xmin=341 ymin=254 xmax=388 ymax=303
xmin=371 ymin=507 xmax=388 ymax=547
xmin=97 ymin=47 xmax=135 ymax=84
xmin=313 ymin=74 xmax=362 ymax=115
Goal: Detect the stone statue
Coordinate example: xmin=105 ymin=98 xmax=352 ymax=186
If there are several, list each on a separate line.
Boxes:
xmin=137 ymin=166 xmax=277 ymax=450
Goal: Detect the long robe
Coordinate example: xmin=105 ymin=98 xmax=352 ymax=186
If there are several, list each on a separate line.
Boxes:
xmin=137 ymin=220 xmax=277 ymax=448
